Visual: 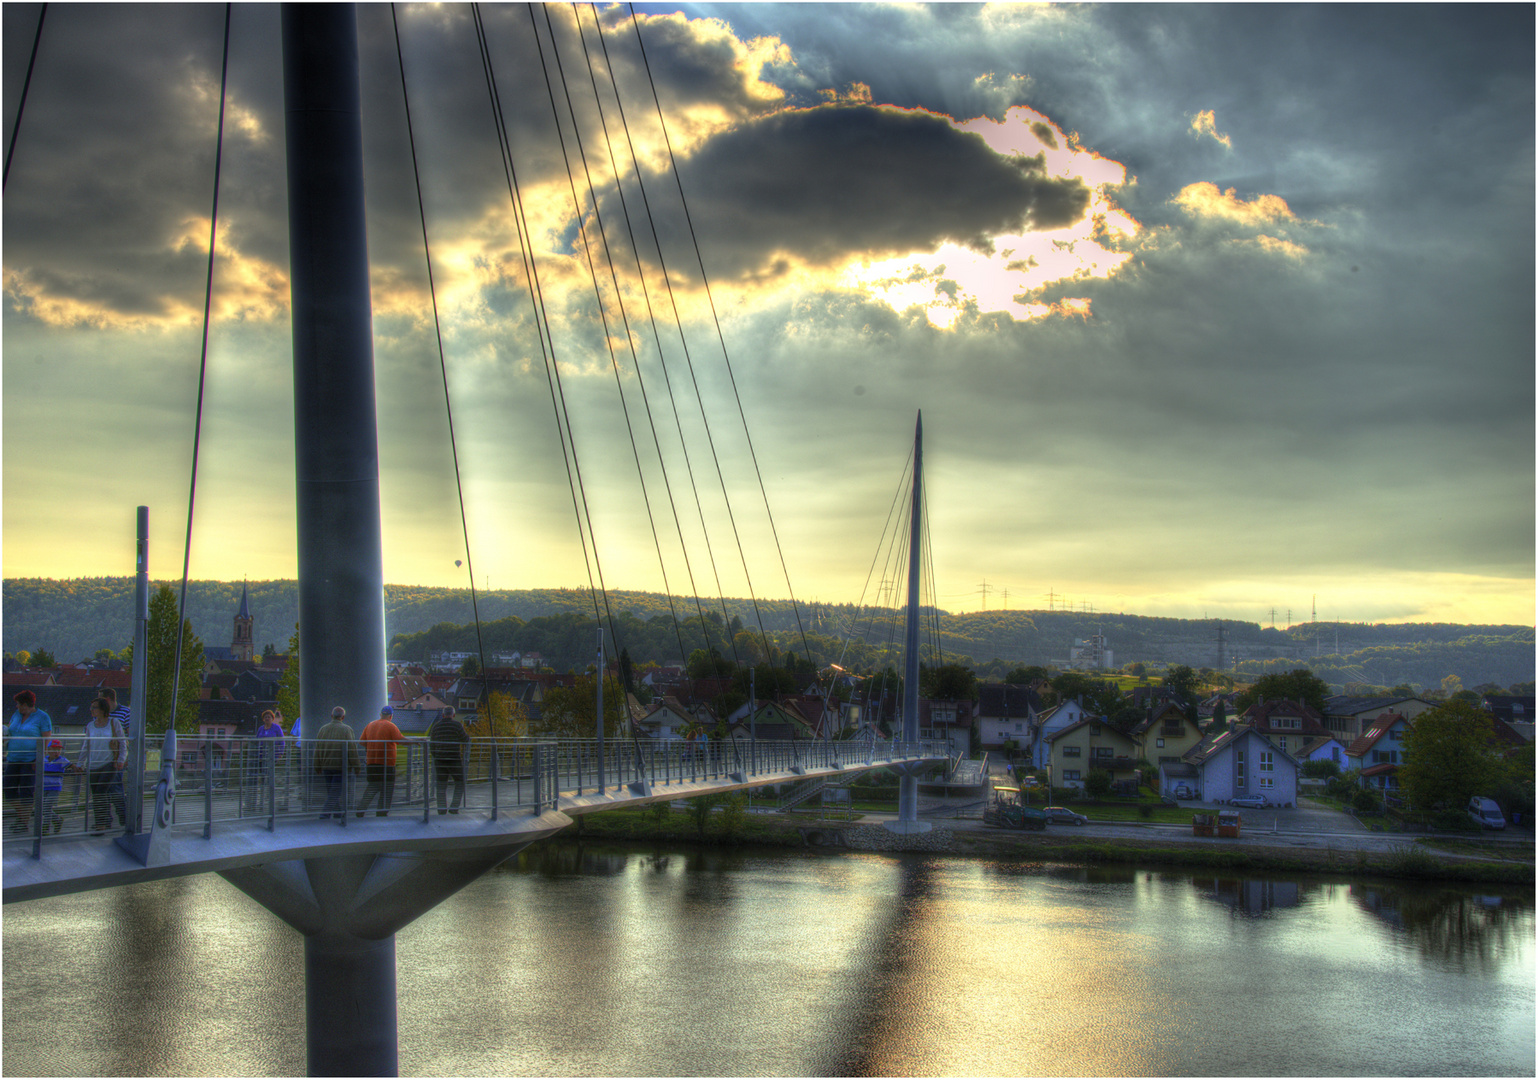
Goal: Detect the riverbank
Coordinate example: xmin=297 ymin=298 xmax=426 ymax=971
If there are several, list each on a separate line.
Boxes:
xmin=565 ymin=808 xmax=1536 ymax=885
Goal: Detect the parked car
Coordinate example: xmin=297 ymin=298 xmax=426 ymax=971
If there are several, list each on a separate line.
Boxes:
xmin=1230 ymin=794 xmax=1267 ymax=809
xmin=1468 ymin=796 xmax=1506 ymax=830
xmin=1043 ymin=806 xmax=1088 ymax=826
xmin=1174 ymin=785 xmax=1195 ymax=800
xmin=1022 ymin=776 xmax=1041 ymax=788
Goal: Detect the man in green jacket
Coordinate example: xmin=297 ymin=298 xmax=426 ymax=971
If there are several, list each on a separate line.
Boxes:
xmin=313 ymin=706 xmax=361 ymax=820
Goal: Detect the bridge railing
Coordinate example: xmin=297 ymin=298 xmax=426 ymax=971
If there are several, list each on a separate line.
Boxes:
xmin=3 ymin=732 xmax=945 ymax=857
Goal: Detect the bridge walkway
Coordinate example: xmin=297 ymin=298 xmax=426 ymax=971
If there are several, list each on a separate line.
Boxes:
xmin=2 ymin=735 xmax=947 ymax=903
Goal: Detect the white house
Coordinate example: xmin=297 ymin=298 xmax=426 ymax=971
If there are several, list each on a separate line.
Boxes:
xmin=1186 ymin=725 xmax=1300 ymax=806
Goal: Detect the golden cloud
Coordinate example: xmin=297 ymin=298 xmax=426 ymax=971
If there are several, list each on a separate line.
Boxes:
xmin=1190 ymin=109 xmax=1231 ymax=149
xmin=1172 ymin=182 xmax=1295 ymax=225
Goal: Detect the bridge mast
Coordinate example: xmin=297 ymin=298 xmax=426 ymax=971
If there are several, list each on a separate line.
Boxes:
xmin=888 ymin=412 xmax=931 ymax=834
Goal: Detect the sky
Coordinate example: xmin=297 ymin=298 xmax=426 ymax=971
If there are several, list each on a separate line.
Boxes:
xmin=2 ymin=3 xmax=1533 ymax=628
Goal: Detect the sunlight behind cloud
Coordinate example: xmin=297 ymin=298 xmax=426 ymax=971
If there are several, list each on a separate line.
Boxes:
xmin=845 ymin=106 xmax=1136 ymax=326
xmin=1173 ymin=181 xmax=1294 ymax=225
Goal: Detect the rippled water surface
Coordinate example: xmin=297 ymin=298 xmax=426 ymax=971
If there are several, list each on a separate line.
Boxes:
xmin=4 ymin=845 xmax=1534 ymax=1076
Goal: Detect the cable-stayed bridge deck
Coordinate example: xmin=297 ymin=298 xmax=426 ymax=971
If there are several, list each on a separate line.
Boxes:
xmin=2 ymin=735 xmax=946 ymax=903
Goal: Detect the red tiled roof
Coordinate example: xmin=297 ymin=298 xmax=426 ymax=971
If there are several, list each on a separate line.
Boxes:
xmin=3 ymin=672 xmax=54 ymax=686
xmin=1345 ymin=713 xmax=1406 ymax=758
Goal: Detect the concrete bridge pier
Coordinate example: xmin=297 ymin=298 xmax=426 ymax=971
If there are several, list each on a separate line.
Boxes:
xmin=220 ymin=841 xmax=546 ymax=1075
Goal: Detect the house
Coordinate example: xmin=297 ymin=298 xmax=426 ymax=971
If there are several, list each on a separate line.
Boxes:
xmin=736 ymin=701 xmax=815 ymax=741
xmin=1320 ymin=695 xmax=1438 ymax=743
xmin=975 ymin=683 xmax=1044 ymax=752
xmin=1483 ymin=695 xmax=1536 ymax=728
xmin=1344 ymin=712 xmax=1412 ymax=791
xmin=1046 ymin=716 xmax=1140 ymax=789
xmin=1239 ymin=698 xmax=1332 ymax=760
xmin=1027 ymin=699 xmax=1093 ymax=769
xmin=1132 ymin=702 xmax=1204 ymax=768
xmin=1292 ymin=734 xmax=1348 ymax=769
xmin=919 ymin=698 xmax=974 ymax=754
xmin=634 ymin=697 xmax=695 ymax=740
xmin=1184 ymin=725 xmax=1300 ymax=805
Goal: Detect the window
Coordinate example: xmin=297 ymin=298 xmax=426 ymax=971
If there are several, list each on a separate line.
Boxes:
xmin=1260 ymin=750 xmax=1274 ymax=773
xmin=1278 ymin=737 xmax=1286 ymax=749
xmin=1064 ymin=770 xmax=1081 ymax=781
xmin=1090 ymin=725 xmax=1100 ymax=735
xmin=1156 ymin=738 xmax=1165 ymax=748
xmin=1373 ymin=750 xmax=1390 ymax=764
xmin=1094 ymin=747 xmax=1114 ymax=759
xmin=1236 ymin=749 xmax=1246 ymax=788
xmin=1014 ymin=722 xmax=1023 ymax=731
xmin=1260 ymin=777 xmax=1274 ymax=789
xmin=1063 ymin=746 xmax=1082 ymax=757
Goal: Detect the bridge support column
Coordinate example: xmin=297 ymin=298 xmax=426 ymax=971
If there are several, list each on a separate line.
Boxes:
xmin=220 ymin=838 xmax=555 ymax=1075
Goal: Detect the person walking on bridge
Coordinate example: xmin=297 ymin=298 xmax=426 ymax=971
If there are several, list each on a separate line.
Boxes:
xmin=80 ymin=697 xmax=126 ymax=836
xmin=429 ymin=706 xmax=469 ymax=814
xmin=357 ymin=705 xmax=403 ymax=817
xmin=313 ymin=706 xmax=361 ymax=819
xmin=5 ymin=690 xmax=52 ymax=835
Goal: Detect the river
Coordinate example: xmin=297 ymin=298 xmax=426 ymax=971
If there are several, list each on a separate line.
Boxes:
xmin=3 ymin=843 xmax=1533 ymax=1076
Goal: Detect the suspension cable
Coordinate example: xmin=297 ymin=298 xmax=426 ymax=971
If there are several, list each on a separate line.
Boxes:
xmin=570 ymin=2 xmax=721 ymax=669
xmin=3 ymin=2 xmax=46 ymax=193
xmin=473 ymin=4 xmax=612 ymax=644
xmin=535 ymin=4 xmax=693 ymax=670
xmin=390 ymin=4 xmax=490 ymax=699
xmin=627 ymin=3 xmax=815 ymax=668
xmin=169 ymin=3 xmax=231 ymax=732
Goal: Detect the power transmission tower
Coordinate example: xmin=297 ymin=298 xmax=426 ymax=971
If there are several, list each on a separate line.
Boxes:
xmin=978 ymin=579 xmax=991 ymax=610
xmin=1268 ymin=607 xmax=1276 ymax=629
xmin=1000 ymin=587 xmax=1009 ymax=609
xmin=1215 ymin=620 xmax=1226 ymax=671
xmin=1044 ymin=588 xmax=1058 ymax=611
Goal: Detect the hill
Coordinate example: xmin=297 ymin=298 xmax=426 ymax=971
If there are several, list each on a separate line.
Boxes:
xmin=3 ymin=577 xmax=1532 ymax=692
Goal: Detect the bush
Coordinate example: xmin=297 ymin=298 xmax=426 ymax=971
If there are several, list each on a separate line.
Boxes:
xmin=648 ymin=799 xmax=672 ymax=822
xmin=1137 ymin=803 xmax=1155 ymax=820
xmin=718 ymin=793 xmax=746 ymax=836
xmin=1085 ymin=770 xmax=1113 ymax=799
xmin=1352 ymin=789 xmax=1379 ymax=813
xmin=687 ymin=794 xmax=720 ymax=836
xmin=1430 ymin=808 xmax=1480 ymax=833
xmin=1383 ymin=844 xmax=1439 ymax=874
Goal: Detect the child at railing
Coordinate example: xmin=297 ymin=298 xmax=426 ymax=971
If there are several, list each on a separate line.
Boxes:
xmin=42 ymin=740 xmax=78 ymax=835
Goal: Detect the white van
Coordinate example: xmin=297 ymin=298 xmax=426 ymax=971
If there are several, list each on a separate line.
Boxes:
xmin=1467 ymin=796 xmax=1506 ymax=830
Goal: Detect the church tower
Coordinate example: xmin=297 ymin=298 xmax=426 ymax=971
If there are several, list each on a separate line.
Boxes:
xmin=232 ymin=581 xmax=254 ymax=662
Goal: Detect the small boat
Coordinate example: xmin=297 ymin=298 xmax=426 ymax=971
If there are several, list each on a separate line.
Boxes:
xmin=1217 ymin=810 xmax=1242 ymax=838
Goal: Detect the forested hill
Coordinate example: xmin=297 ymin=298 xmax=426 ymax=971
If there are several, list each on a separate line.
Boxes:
xmin=4 ymin=577 xmax=1533 ymax=691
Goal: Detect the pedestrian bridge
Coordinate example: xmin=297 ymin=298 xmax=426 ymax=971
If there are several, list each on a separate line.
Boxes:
xmin=2 ymin=734 xmax=947 ymax=904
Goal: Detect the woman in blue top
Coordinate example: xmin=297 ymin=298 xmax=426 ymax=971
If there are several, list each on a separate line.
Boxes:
xmin=6 ymin=690 xmax=53 ymax=834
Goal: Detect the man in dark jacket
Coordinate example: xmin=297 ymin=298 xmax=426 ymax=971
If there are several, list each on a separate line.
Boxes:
xmin=313 ymin=706 xmax=361 ymax=819
xmin=428 ymin=706 xmax=470 ymax=814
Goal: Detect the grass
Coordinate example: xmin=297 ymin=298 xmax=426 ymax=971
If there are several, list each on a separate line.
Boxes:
xmin=1415 ymin=836 xmax=1536 ymax=863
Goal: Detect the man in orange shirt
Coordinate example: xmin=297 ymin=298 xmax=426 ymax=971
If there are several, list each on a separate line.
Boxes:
xmin=356 ymin=705 xmax=404 ymax=817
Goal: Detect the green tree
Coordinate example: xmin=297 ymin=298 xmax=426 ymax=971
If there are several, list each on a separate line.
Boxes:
xmin=30 ymin=647 xmax=56 ymax=668
xmin=1003 ymin=665 xmax=1052 ymax=685
xmin=1207 ymin=699 xmax=1229 ymax=735
xmin=1123 ymin=662 xmax=1148 ymax=677
xmin=1084 ymin=769 xmax=1113 ymax=799
xmin=687 ymin=794 xmax=721 ymax=837
xmin=459 ymin=654 xmax=482 ymax=677
xmin=137 ymin=585 xmax=206 ymax=735
xmin=1162 ymin=664 xmax=1199 ymax=704
xmin=1235 ymin=668 xmax=1330 ymax=714
xmin=276 ymin=624 xmax=300 ymax=721
xmin=1398 ymin=701 xmax=1503 ymax=815
xmin=1301 ymin=758 xmax=1341 ymax=779
xmin=539 ymin=675 xmax=626 ymax=738
xmin=921 ymin=662 xmax=977 ymax=701
xmin=1390 ymin=683 xmax=1416 ymax=698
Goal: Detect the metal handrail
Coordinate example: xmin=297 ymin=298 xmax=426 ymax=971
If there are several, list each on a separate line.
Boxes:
xmin=2 ymin=732 xmax=945 ymax=857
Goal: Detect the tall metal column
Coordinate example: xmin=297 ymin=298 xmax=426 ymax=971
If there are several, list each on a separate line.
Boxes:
xmin=888 ymin=412 xmax=930 ymax=834
xmin=285 ymin=2 xmax=386 ymax=727
xmin=130 ymin=507 xmax=149 ymax=833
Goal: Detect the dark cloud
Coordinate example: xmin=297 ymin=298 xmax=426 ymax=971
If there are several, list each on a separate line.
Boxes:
xmin=652 ymin=104 xmax=1089 ymax=277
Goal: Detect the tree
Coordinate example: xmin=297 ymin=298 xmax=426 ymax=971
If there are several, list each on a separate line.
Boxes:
xmin=138 ymin=585 xmax=206 ymax=735
xmin=14 ymin=650 xmax=30 ymax=666
xmin=1440 ymin=674 xmax=1464 ymax=698
xmin=94 ymin=647 xmax=116 ymax=664
xmin=1235 ymin=669 xmax=1330 ymax=714
xmin=30 ymin=647 xmax=56 ymax=669
xmin=1301 ymin=758 xmax=1341 ymax=779
xmin=458 ymin=654 xmax=482 ymax=677
xmin=732 ymin=630 xmax=764 ymax=667
xmin=1390 ymin=683 xmax=1416 ymax=698
xmin=1162 ymin=664 xmax=1199 ymax=703
xmin=1123 ymin=662 xmax=1148 ymax=678
xmin=1003 ymin=665 xmax=1052 ymax=685
xmin=539 ymin=675 xmax=626 ymax=738
xmin=1084 ymin=769 xmax=1113 ymax=799
xmin=262 ymin=642 xmax=276 ymax=661
xmin=1398 ymin=701 xmax=1503 ymax=815
xmin=1207 ymin=699 xmax=1228 ymax=735
xmin=276 ymin=624 xmax=301 ymax=721
xmin=922 ymin=662 xmax=976 ymax=701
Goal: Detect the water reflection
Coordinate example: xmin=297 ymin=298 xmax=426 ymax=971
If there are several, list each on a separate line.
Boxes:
xmin=1352 ymin=883 xmax=1533 ymax=974
xmin=3 ymin=847 xmax=1533 ymax=1077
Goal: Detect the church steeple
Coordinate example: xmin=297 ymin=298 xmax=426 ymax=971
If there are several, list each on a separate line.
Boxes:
xmin=232 ymin=580 xmax=254 ymax=661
